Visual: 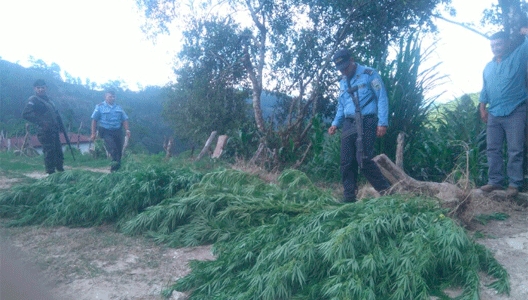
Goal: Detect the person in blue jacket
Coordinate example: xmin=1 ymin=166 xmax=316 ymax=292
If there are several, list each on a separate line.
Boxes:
xmin=90 ymin=89 xmax=130 ymax=172
xmin=479 ymin=28 xmax=528 ymax=197
xmin=328 ymin=49 xmax=391 ymax=203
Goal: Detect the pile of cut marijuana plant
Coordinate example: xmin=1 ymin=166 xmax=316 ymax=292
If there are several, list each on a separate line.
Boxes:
xmin=121 ymin=168 xmax=509 ymax=299
xmin=0 ymin=167 xmax=509 ymax=299
xmin=0 ymin=166 xmax=202 ymax=227
xmin=173 ymin=195 xmax=508 ymax=299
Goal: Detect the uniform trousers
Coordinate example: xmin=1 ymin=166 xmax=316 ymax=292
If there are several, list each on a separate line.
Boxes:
xmin=340 ymin=115 xmax=391 ymax=200
xmin=99 ymin=127 xmax=124 ymax=172
xmin=37 ymin=129 xmax=64 ymax=174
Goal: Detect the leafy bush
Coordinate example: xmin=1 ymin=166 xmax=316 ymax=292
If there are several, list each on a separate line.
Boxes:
xmin=407 ymin=94 xmax=487 ymax=187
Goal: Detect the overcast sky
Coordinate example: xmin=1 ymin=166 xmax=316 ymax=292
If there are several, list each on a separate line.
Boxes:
xmin=0 ymin=0 xmax=177 ymax=90
xmin=427 ymin=0 xmax=496 ymax=102
xmin=0 ymin=0 xmax=496 ymax=101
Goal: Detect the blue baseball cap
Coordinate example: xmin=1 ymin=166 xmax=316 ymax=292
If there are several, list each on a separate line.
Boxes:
xmin=333 ymin=49 xmax=352 ymax=70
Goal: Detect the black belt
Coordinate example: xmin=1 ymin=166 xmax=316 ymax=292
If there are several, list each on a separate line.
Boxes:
xmin=345 ymin=114 xmax=376 ymax=121
xmin=99 ymin=127 xmax=122 ymax=132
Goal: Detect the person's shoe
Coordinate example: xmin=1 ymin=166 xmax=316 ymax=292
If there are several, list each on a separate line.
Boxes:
xmin=480 ymin=184 xmax=503 ymax=192
xmin=110 ymin=161 xmax=121 ymax=172
xmin=342 ymin=197 xmax=356 ymax=203
xmin=505 ymin=186 xmax=519 ymax=197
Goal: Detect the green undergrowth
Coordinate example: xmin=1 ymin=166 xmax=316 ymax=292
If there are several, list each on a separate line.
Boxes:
xmin=0 ymin=166 xmax=509 ymax=299
xmin=473 ymin=212 xmax=510 ymax=225
xmin=0 ymin=151 xmax=46 ymax=174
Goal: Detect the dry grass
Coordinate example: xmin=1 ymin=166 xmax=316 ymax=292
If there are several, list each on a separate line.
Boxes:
xmin=230 ymin=158 xmax=280 ymax=183
xmin=0 ymin=176 xmax=20 ymax=189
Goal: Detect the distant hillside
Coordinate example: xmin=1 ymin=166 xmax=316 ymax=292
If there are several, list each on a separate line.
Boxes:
xmin=0 ymin=59 xmax=183 ymax=154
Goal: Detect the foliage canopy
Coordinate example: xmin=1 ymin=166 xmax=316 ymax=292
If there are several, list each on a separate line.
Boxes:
xmin=137 ymin=0 xmax=453 ymax=167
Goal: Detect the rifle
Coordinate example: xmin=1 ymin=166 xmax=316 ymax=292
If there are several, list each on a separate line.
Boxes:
xmin=346 ymin=80 xmax=367 ymax=168
xmin=57 ymin=115 xmax=76 ymax=161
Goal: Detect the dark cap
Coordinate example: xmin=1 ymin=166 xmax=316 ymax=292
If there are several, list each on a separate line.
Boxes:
xmin=33 ymin=79 xmax=46 ymax=87
xmin=105 ymin=88 xmax=116 ymax=95
xmin=489 ymin=31 xmax=508 ymax=40
xmin=333 ymin=49 xmax=352 ymax=70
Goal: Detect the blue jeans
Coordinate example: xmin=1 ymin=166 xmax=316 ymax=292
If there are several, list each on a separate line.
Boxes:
xmin=486 ymin=104 xmax=526 ymax=188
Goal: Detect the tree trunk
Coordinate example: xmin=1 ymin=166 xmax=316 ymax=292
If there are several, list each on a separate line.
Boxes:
xmin=373 ymin=154 xmax=465 ymax=208
xmin=212 ymin=135 xmax=229 ymax=159
xmin=163 ymin=137 xmax=173 ymax=159
xmin=195 ymin=131 xmax=217 ymax=161
xmin=249 ymin=143 xmax=265 ymax=165
xmin=395 ymin=132 xmax=404 ymax=169
xmin=373 ymin=154 xmax=525 ymax=211
xmin=242 ymin=0 xmax=267 ymax=135
xmin=251 ymin=91 xmax=266 ymax=133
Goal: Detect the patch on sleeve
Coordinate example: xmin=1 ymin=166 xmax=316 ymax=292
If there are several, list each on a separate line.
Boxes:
xmin=371 ymin=78 xmax=382 ymax=91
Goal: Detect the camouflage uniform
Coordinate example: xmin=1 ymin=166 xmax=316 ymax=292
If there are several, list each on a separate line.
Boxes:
xmin=22 ymin=95 xmax=64 ymax=174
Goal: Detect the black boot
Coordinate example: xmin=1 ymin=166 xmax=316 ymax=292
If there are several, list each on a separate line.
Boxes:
xmin=342 ymin=196 xmax=356 ymax=203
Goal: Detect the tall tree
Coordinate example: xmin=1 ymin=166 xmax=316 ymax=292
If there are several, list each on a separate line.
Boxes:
xmin=137 ymin=0 xmax=451 ymax=165
xmin=498 ymin=0 xmax=527 ymax=46
xmin=162 ymin=17 xmax=251 ymax=144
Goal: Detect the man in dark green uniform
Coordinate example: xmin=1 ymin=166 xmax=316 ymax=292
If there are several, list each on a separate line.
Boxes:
xmin=22 ymin=79 xmax=65 ymax=174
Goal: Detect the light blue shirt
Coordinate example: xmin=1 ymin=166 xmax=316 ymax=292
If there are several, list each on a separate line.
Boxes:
xmin=91 ymin=102 xmax=129 ymax=130
xmin=331 ymin=64 xmax=389 ymax=128
xmin=480 ymin=37 xmax=528 ymax=116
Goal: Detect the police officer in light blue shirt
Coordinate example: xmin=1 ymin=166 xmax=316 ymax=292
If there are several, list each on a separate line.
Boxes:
xmin=328 ymin=49 xmax=391 ymax=203
xmin=479 ymin=28 xmax=528 ymax=196
xmin=91 ymin=89 xmax=130 ymax=172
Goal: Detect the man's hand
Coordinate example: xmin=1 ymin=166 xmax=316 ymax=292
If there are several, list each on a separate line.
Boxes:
xmin=479 ymin=103 xmax=488 ymax=123
xmin=328 ymin=125 xmax=337 ymax=135
xmin=521 ymin=27 xmax=528 ymax=35
xmin=40 ymin=122 xmax=50 ymax=131
xmin=376 ymin=126 xmax=387 ymax=137
xmin=480 ymin=110 xmax=489 ymax=123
